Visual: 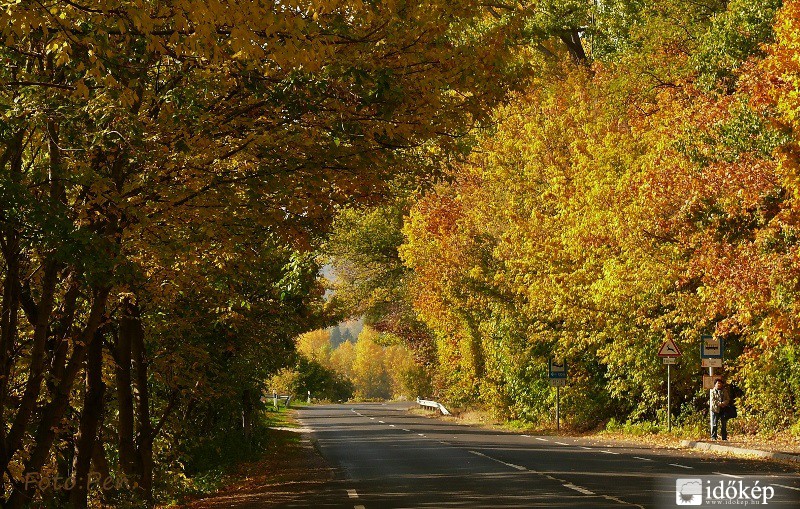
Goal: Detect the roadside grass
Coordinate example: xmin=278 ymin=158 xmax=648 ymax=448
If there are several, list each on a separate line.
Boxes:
xmin=162 ymin=405 xmax=308 ymax=507
xmin=172 ymin=403 xmax=334 ymax=509
xmin=411 ymin=404 xmax=800 ymax=457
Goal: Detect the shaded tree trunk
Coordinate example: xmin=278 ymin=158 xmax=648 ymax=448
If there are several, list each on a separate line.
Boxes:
xmin=242 ymin=389 xmax=254 ymax=440
xmin=115 ymin=302 xmax=137 ymax=479
xmin=68 ymin=327 xmax=106 ymax=509
xmin=560 ymin=29 xmax=588 ymax=64
xmin=6 ymin=287 xmax=109 ymax=509
xmin=2 ymin=260 xmax=60 ymax=472
xmin=131 ymin=302 xmax=153 ymax=503
xmin=116 ymin=299 xmax=154 ymax=502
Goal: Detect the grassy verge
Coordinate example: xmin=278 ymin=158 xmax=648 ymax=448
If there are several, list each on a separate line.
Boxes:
xmin=412 ymin=405 xmax=800 ymax=456
xmin=163 ymin=405 xmax=321 ymax=508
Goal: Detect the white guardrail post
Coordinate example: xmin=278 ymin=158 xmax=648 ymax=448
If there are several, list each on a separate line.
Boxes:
xmin=416 ymin=397 xmax=451 ymax=416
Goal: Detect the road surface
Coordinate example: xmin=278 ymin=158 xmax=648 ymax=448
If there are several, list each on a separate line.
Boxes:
xmin=293 ymin=402 xmax=799 ymax=508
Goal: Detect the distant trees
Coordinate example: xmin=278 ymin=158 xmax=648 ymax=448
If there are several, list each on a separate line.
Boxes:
xmin=282 ymin=326 xmax=421 ymax=401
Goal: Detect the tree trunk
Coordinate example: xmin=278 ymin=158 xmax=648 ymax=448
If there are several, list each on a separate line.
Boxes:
xmin=560 ymin=29 xmax=588 ymax=64
xmin=131 ymin=301 xmax=153 ymax=502
xmin=2 ymin=260 xmax=60 ymax=471
xmin=115 ymin=300 xmax=137 ymax=479
xmin=0 ymin=229 xmax=20 ymax=474
xmin=68 ymin=327 xmax=106 ymax=509
xmin=242 ymin=389 xmax=254 ymax=440
xmin=6 ymin=287 xmax=109 ymax=509
xmin=0 ymin=130 xmax=24 ymax=488
xmin=2 ymin=118 xmax=67 ymax=474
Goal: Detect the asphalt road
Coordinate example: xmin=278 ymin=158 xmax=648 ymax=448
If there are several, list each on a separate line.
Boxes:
xmin=294 ymin=402 xmax=800 ymax=509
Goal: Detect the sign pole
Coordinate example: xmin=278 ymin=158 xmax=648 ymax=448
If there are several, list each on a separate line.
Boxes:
xmin=556 ymin=386 xmax=560 ymax=431
xmin=667 ymin=363 xmax=671 ymax=432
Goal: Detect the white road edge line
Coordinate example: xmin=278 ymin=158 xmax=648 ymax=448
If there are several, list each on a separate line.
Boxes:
xmin=347 ymin=489 xmax=358 ymax=499
xmin=713 ymin=472 xmax=743 ymax=479
xmin=534 ymin=438 xmax=549 ymax=442
xmin=563 ymin=483 xmax=595 ymax=495
xmin=554 ymin=441 xmax=569 ymax=446
xmin=580 ymin=446 xmax=592 ymax=450
xmin=522 ymin=434 xmax=530 ymax=437
xmin=468 ymin=450 xmax=527 ymax=471
xmin=669 ymin=463 xmax=693 ymax=469
xmin=774 ymin=484 xmax=800 ymax=492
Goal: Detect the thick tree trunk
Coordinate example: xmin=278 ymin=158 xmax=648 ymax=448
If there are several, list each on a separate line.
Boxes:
xmin=68 ymin=328 xmax=106 ymax=509
xmin=6 ymin=287 xmax=109 ymax=509
xmin=0 ymin=231 xmax=20 ymax=473
xmin=116 ymin=299 xmax=154 ymax=501
xmin=2 ymin=260 xmax=60 ymax=470
xmin=115 ymin=301 xmax=137 ymax=479
xmin=131 ymin=302 xmax=153 ymax=502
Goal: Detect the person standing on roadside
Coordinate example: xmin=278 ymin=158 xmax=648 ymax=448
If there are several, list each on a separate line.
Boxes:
xmin=710 ymin=378 xmax=731 ymax=440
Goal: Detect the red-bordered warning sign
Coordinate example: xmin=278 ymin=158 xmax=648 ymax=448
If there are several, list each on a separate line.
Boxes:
xmin=657 ymin=339 xmax=682 ymax=358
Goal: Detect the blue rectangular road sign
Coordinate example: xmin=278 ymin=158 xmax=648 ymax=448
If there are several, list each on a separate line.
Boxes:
xmin=549 ymin=359 xmax=567 ymax=379
xmin=701 ymin=335 xmax=724 ymax=359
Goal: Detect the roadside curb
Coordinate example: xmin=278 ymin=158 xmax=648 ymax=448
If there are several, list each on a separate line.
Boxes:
xmin=681 ymin=440 xmax=800 ymax=463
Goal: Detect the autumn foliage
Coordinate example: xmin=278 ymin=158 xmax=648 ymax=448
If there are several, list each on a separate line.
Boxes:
xmin=333 ymin=1 xmax=800 ymax=432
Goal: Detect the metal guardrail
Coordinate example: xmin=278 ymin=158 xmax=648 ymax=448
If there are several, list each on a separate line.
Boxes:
xmin=416 ymin=397 xmax=451 ymax=416
xmin=263 ymin=394 xmax=292 ymax=408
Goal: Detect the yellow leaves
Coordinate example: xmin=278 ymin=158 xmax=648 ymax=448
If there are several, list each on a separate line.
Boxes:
xmin=74 ymin=79 xmax=90 ymax=99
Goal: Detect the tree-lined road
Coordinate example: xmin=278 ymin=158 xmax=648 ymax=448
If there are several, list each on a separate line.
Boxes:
xmin=295 ymin=403 xmax=800 ymax=508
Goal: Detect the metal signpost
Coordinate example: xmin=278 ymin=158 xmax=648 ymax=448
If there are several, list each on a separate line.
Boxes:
xmin=549 ymin=359 xmax=567 ymax=431
xmin=657 ymin=339 xmax=682 ymax=431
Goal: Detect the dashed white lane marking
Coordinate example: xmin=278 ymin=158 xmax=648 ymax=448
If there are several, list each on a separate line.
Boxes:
xmin=603 ymin=494 xmax=645 ymax=508
xmin=714 ymin=472 xmax=743 ymax=479
xmin=600 ymin=450 xmax=620 ymax=455
xmin=775 ymin=484 xmax=800 ymax=492
xmin=579 ymin=446 xmax=592 ymax=450
xmin=555 ymin=441 xmax=569 ymax=446
xmin=468 ymin=450 xmax=527 ymax=471
xmin=669 ymin=463 xmax=693 ymax=469
xmin=534 ymin=438 xmax=549 ymax=442
xmin=522 ymin=434 xmax=530 ymax=437
xmin=389 ymin=424 xmax=396 ymax=427
xmin=563 ymin=483 xmax=595 ymax=495
xmin=418 ymin=433 xmax=426 ymax=437
xmin=378 ymin=420 xmax=385 ymax=423
xmin=633 ymin=456 xmax=653 ymax=461
xmin=347 ymin=489 xmax=358 ymax=499
xmin=402 ymin=429 xmax=411 ymax=432
xmin=369 ymin=417 xmax=375 ymax=420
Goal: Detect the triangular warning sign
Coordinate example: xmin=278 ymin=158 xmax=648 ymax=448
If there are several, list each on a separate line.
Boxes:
xmin=658 ymin=339 xmax=682 ymax=358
